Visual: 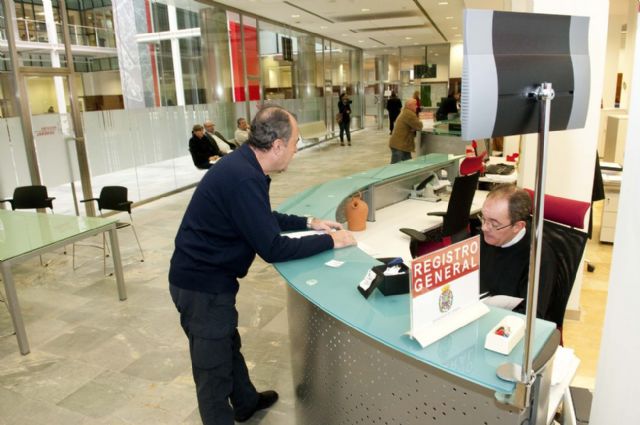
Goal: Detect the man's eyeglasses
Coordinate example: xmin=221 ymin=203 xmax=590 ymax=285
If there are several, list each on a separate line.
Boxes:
xmin=477 ymin=213 xmax=513 ymax=231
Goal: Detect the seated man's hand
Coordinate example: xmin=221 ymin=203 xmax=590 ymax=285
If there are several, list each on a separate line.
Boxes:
xmin=209 ymin=155 xmax=220 ymax=162
xmin=310 ymin=218 xmax=343 ymax=232
xmin=330 ymin=230 xmax=357 ymax=249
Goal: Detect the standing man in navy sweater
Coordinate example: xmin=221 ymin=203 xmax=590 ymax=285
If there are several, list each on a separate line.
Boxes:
xmin=169 ymin=106 xmax=356 ymax=425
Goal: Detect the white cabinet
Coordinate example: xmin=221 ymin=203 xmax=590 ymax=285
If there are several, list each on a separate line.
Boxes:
xmin=600 ymin=182 xmax=621 ymax=243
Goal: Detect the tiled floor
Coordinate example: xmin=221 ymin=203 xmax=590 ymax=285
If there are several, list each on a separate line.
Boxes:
xmin=0 ymin=127 xmax=610 ymax=424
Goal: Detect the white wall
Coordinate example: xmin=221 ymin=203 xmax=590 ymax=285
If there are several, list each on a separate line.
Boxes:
xmin=449 ymin=43 xmax=463 ymax=79
xmin=590 ymin=10 xmax=640 ymax=423
xmin=81 ymin=71 xmax=123 ymax=96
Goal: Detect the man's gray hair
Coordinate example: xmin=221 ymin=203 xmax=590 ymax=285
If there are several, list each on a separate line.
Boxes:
xmin=487 ymin=184 xmax=531 ymax=223
xmin=247 ymin=106 xmax=293 ymax=151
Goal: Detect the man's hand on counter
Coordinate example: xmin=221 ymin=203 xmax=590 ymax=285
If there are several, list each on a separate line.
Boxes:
xmin=310 ymin=218 xmax=343 ymax=232
xmin=330 ymin=230 xmax=357 ymax=249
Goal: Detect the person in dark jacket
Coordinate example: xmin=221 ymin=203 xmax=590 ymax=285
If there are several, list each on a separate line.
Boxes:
xmin=338 ymin=93 xmax=352 ymax=146
xmin=386 ymin=91 xmax=402 ymax=135
xmin=170 ymin=106 xmax=357 ymax=425
xmin=189 ymin=124 xmax=224 ymax=169
xmin=435 ymin=87 xmax=460 ymax=121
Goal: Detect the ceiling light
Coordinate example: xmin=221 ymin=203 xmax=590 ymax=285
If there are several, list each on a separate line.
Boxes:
xmin=445 ymin=16 xmax=454 ymax=20
xmin=451 ymin=26 xmax=458 ymax=30
xmin=291 ymin=14 xmax=300 ymax=18
xmin=361 ymin=8 xmax=370 ymax=12
xmin=358 ymin=40 xmax=364 ymax=43
xmin=405 ymin=36 xmax=413 ymax=40
xmin=434 ymin=53 xmax=439 ymax=56
xmin=320 ymin=26 xmax=327 ymax=29
xmin=438 ymin=1 xmax=449 ymax=4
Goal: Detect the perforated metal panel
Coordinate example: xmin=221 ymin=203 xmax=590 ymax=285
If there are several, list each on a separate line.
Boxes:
xmin=287 ymin=288 xmax=530 ymax=425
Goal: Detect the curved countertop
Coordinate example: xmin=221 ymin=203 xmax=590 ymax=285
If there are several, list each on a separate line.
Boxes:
xmin=274 ymin=154 xmax=556 ymax=395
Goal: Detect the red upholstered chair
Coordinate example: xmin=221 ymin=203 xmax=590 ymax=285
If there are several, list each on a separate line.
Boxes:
xmin=525 ymin=189 xmax=590 ymax=340
xmin=400 ymin=155 xmax=484 ymax=258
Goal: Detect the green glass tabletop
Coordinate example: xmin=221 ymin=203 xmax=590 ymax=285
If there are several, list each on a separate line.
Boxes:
xmin=0 ymin=210 xmax=117 ymax=261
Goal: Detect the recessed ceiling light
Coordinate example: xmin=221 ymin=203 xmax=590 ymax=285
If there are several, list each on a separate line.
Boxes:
xmin=405 ymin=36 xmax=413 ymax=40
xmin=445 ymin=16 xmax=454 ymax=20
xmin=451 ymin=26 xmax=458 ymax=30
xmin=438 ymin=1 xmax=449 ymax=5
xmin=358 ymin=40 xmax=364 ymax=43
xmin=361 ymin=8 xmax=370 ymax=12
xmin=291 ymin=14 xmax=300 ymax=18
xmin=342 ymin=33 xmax=348 ymax=37
xmin=434 ymin=53 xmax=439 ymax=56
xmin=320 ymin=26 xmax=327 ymax=29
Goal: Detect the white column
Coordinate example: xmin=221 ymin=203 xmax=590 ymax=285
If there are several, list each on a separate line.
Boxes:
xmin=43 ymin=0 xmax=66 ymax=114
xmin=168 ymin=5 xmax=184 ymax=106
xmin=590 ymin=8 xmax=640 ymax=423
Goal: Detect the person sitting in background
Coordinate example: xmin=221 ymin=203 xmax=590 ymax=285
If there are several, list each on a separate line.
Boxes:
xmin=436 ymin=87 xmax=460 ymax=121
xmin=189 ymin=124 xmax=224 ymax=169
xmin=388 ymin=98 xmax=423 ymax=164
xmin=234 ymin=118 xmax=250 ymax=145
xmin=204 ymin=120 xmax=237 ymax=154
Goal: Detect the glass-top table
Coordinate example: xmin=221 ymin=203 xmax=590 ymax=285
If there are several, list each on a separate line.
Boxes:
xmin=0 ymin=210 xmax=127 ymax=355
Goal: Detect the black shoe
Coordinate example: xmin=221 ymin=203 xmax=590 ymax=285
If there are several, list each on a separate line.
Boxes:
xmin=348 ymin=141 xmax=351 ymax=146
xmin=340 ymin=142 xmax=345 ymax=146
xmin=234 ymin=390 xmax=279 ymax=422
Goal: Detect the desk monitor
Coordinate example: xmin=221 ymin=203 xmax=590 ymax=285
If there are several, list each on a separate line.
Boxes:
xmin=461 ymin=9 xmax=590 ymax=140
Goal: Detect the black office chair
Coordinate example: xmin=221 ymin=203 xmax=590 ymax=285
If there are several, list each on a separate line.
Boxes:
xmin=0 ymin=185 xmax=55 ymax=211
xmin=74 ymin=186 xmax=144 ymax=273
xmin=400 ymin=159 xmax=481 ymax=258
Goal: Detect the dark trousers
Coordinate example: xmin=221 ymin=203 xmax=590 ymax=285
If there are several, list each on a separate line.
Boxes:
xmin=170 ymin=285 xmax=258 ymax=425
xmin=389 ymin=113 xmax=399 ymax=134
xmin=339 ymin=118 xmax=351 ymax=142
xmin=390 ymin=147 xmax=412 ymax=164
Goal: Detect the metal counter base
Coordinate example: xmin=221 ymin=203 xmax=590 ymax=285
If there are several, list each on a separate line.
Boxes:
xmin=287 ymin=287 xmax=531 ymax=425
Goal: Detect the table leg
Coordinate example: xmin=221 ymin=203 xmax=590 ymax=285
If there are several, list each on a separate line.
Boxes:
xmin=107 ymin=228 xmax=127 ymax=301
xmin=1 ymin=262 xmax=30 ymax=355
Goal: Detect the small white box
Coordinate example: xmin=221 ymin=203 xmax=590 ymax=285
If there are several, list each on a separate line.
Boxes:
xmin=484 ymin=315 xmax=525 ymax=355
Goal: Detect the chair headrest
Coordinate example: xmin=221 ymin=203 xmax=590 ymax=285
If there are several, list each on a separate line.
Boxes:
xmin=524 ymin=189 xmax=590 ymax=228
xmin=460 ymin=151 xmax=486 ymax=176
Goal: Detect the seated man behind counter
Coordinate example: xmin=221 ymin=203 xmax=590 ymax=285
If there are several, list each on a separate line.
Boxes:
xmin=479 ymin=184 xmax=557 ymax=323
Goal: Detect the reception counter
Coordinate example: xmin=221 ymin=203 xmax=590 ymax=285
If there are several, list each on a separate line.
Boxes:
xmin=274 ymin=154 xmax=558 ymax=425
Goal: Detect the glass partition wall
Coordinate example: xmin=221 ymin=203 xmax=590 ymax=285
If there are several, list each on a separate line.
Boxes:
xmin=0 ymin=0 xmax=363 ymax=215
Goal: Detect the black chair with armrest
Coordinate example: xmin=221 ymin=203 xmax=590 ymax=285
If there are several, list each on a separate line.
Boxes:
xmin=400 ymin=156 xmax=483 ymax=258
xmin=0 ymin=185 xmax=58 ymax=266
xmin=74 ymin=186 xmax=144 ymax=273
xmin=0 ymin=185 xmax=55 ymax=211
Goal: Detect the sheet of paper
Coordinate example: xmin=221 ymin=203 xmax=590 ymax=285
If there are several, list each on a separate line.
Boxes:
xmin=283 ymin=230 xmax=326 ymax=239
xmin=481 ymin=295 xmax=524 ymax=310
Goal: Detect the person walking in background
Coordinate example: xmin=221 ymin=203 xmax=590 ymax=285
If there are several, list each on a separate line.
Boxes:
xmin=170 ymin=106 xmax=357 ymax=425
xmin=412 ymin=90 xmax=422 ymax=116
xmin=388 ymin=99 xmax=423 ymax=164
xmin=338 ymin=93 xmax=352 ymax=146
xmin=435 ymin=87 xmax=460 ymax=121
xmin=386 ymin=91 xmax=402 ymax=135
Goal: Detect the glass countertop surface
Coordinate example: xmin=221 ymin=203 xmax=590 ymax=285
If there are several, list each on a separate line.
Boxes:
xmin=0 ymin=210 xmax=117 ymax=261
xmin=277 ymin=154 xmax=461 ymax=219
xmin=274 ymin=155 xmax=555 ymax=395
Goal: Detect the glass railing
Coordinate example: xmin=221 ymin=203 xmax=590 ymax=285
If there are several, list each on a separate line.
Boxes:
xmin=12 ymin=18 xmax=116 ymax=48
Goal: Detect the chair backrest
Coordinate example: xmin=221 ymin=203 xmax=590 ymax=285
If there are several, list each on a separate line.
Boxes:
xmin=524 ymin=189 xmax=590 ymax=328
xmin=98 ymin=186 xmax=131 ymax=213
xmin=12 ymin=185 xmax=53 ymax=210
xmin=442 ymin=172 xmax=480 ymax=239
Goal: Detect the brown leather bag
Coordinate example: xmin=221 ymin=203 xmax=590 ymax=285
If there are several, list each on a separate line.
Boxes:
xmin=335 ymin=113 xmax=343 ymax=123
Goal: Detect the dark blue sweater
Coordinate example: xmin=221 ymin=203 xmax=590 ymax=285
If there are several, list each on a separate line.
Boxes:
xmin=169 ymin=143 xmax=334 ymax=294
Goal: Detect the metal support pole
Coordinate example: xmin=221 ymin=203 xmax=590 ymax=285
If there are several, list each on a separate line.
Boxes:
xmin=495 ymin=83 xmax=555 ymax=412
xmin=522 ymin=82 xmax=554 ymax=384
xmin=2 ymin=0 xmax=42 ymax=185
xmin=58 ymin=0 xmax=95 ymax=216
